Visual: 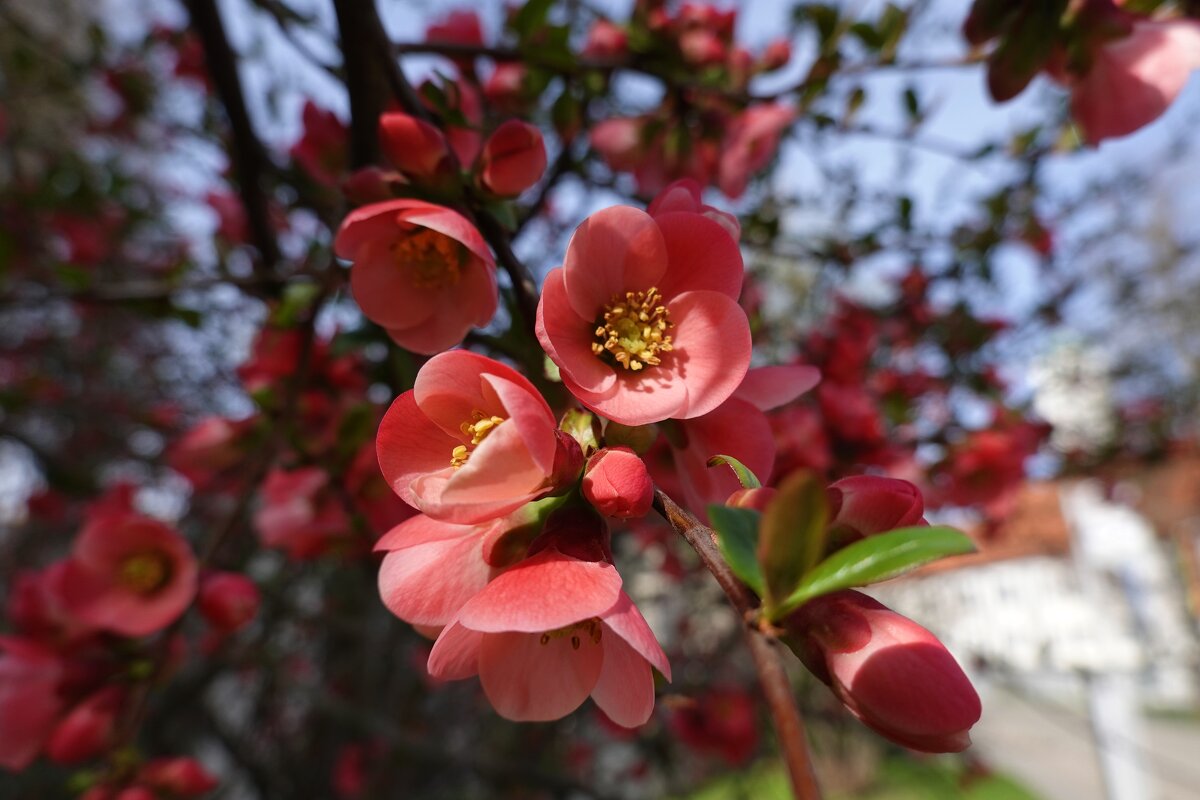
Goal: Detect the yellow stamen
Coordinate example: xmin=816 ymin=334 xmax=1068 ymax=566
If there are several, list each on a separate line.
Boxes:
xmin=539 ymin=618 xmax=604 ymax=647
xmin=450 ymin=410 xmax=506 ymax=468
xmin=119 ymin=553 xmax=169 ymax=594
xmin=591 ymin=287 xmax=674 ymax=371
xmin=392 ymin=228 xmax=466 ymax=289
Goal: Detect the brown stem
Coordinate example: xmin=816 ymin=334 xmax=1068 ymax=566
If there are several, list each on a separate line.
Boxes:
xmin=653 ymin=488 xmax=823 ymax=800
xmin=184 ymin=0 xmax=281 ymax=269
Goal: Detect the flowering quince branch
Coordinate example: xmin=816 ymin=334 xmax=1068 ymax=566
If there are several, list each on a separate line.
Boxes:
xmin=652 ymin=488 xmax=823 ymax=800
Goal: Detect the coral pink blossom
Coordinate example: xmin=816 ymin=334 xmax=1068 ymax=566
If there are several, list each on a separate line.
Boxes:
xmin=59 ymin=514 xmax=199 ymax=638
xmin=590 ymin=117 xmax=644 ymax=172
xmin=167 ymin=416 xmax=252 ymax=490
xmin=786 ymin=590 xmax=980 ymax=753
xmin=289 ymin=100 xmax=347 ymax=187
xmin=376 ymin=506 xmax=544 ymax=628
xmin=378 ymin=112 xmax=454 ymax=182
xmin=253 ymin=467 xmax=351 ymax=559
xmin=427 ymin=520 xmax=670 ymax=726
xmin=665 ymin=365 xmax=820 ymax=516
xmin=426 ymin=9 xmax=484 ymax=47
xmin=377 ymin=350 xmax=578 ymax=525
xmin=827 ymin=476 xmax=926 ymax=543
xmin=479 ymin=120 xmax=547 ymax=196
xmin=536 ymin=206 xmax=751 ymax=425
xmin=717 ymin=103 xmax=795 ymax=198
xmin=582 ymin=447 xmax=654 ymax=520
xmin=0 ymin=637 xmax=63 ymax=771
xmin=335 ymin=200 xmax=497 ymax=355
xmin=583 ymin=20 xmax=628 ymax=59
xmin=1070 ymin=19 xmax=1200 ymax=144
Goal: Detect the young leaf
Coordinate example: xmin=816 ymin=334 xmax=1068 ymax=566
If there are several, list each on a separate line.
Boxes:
xmin=758 ymin=471 xmax=829 ymax=613
xmin=773 ymin=526 xmax=975 ymax=620
xmin=706 ymin=454 xmax=762 ymax=489
xmin=708 ymin=505 xmax=765 ymax=596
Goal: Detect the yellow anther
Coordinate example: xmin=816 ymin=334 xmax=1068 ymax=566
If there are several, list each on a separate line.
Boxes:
xmin=591 ymin=287 xmax=674 ymax=371
xmin=449 ymin=411 xmax=506 ymax=468
xmin=392 ymin=229 xmax=466 ymax=289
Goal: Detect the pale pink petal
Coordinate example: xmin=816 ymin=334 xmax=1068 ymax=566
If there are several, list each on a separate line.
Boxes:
xmin=536 ymin=268 xmax=617 ymax=394
xmin=732 ymin=365 xmax=821 ymax=411
xmin=664 ymin=290 xmax=752 ymax=419
xmin=479 ymin=630 xmax=603 ymax=721
xmin=480 ymin=373 xmax=556 ymax=473
xmin=414 ymin=350 xmax=525 ymax=437
xmin=374 ymin=514 xmax=474 ymax=551
xmin=378 ymin=535 xmax=492 ymax=626
xmin=427 ymin=622 xmax=483 ymax=679
xmin=562 ymin=207 xmax=668 ymax=320
xmin=440 ymin=422 xmax=545 ymax=507
xmin=348 ymin=235 xmax=440 ymax=330
xmin=334 ymin=200 xmax=418 ymax=259
xmin=591 ymin=632 xmax=655 ymax=728
xmin=456 ymin=549 xmax=622 ymax=633
xmin=599 ymin=592 xmax=671 ymax=680
xmin=655 ymin=212 xmax=744 ymax=300
xmin=376 ymin=392 xmax=461 ymax=506
xmin=564 ymin=366 xmax=690 ymax=427
xmin=395 ymin=205 xmax=494 ymax=267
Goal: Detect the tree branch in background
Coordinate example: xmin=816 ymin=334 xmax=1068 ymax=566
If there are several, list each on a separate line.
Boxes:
xmin=184 ymin=0 xmax=281 ymax=270
xmin=653 ymin=488 xmax=824 ymax=800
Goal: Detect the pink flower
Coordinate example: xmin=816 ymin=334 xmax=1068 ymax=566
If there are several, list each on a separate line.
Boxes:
xmin=717 ymin=103 xmax=795 ymax=198
xmin=137 ymin=757 xmax=219 ymax=796
xmin=253 ymin=467 xmax=352 ymax=559
xmin=198 ymin=572 xmax=261 ymax=633
xmin=785 ymin=590 xmax=981 ymax=753
xmin=289 ymin=100 xmax=347 ymax=187
xmin=478 ymin=120 xmax=547 ymax=196
xmin=827 ymin=476 xmax=926 ymax=543
xmin=427 ymin=515 xmax=670 ymax=726
xmin=334 ymin=199 xmax=497 ymax=355
xmin=378 ymin=112 xmax=455 ymax=183
xmin=59 ymin=514 xmax=199 ymax=638
xmin=582 ymin=447 xmax=654 ymax=520
xmin=376 ymin=507 xmax=544 ymax=628
xmin=590 ymin=117 xmax=645 ymax=172
xmin=1070 ymin=19 xmax=1200 ymax=144
xmin=582 ymin=20 xmax=628 ymax=59
xmin=167 ymin=416 xmax=253 ymax=490
xmin=484 ymin=63 xmax=529 ymax=113
xmin=377 ymin=350 xmax=579 ymax=524
xmin=0 ymin=637 xmax=63 ymax=771
xmin=665 ymin=365 xmax=820 ymax=516
xmin=536 ymin=206 xmax=751 ymax=425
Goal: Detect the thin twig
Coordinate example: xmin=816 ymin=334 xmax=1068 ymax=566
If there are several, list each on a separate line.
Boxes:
xmin=653 ymin=489 xmax=823 ymax=800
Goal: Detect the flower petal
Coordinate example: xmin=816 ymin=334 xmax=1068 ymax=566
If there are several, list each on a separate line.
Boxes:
xmin=665 ymin=290 xmax=751 ymax=419
xmin=536 ymin=268 xmax=617 ymax=394
xmin=732 ymin=365 xmax=821 ymax=411
xmin=376 ymin=392 xmax=461 ymax=507
xmin=655 ymin=212 xmax=744 ymax=300
xmin=479 ymin=630 xmax=603 ymax=721
xmin=599 ymin=591 xmax=671 ymax=680
xmin=427 ymin=622 xmax=483 ymax=680
xmin=562 ymin=207 xmax=668 ymax=320
xmin=378 ymin=535 xmax=492 ymax=626
xmin=591 ymin=630 xmax=655 ymax=728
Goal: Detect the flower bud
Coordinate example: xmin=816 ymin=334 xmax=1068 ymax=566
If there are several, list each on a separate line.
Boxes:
xmin=198 ymin=571 xmax=261 ymax=633
xmin=138 ymin=756 xmax=220 ymax=796
xmin=378 ymin=113 xmax=454 ymax=181
xmin=479 ymin=119 xmax=547 ymax=196
xmin=582 ymin=20 xmax=628 ymax=59
xmin=760 ymin=39 xmax=791 ymax=71
xmin=582 ymin=447 xmax=654 ymax=520
xmin=784 ymin=590 xmax=980 ymax=753
xmin=45 ymin=687 xmax=124 ymax=764
xmin=827 ymin=476 xmax=925 ymax=544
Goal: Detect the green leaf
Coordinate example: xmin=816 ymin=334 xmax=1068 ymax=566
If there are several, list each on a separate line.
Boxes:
xmin=706 ymin=454 xmax=761 ymax=489
xmin=707 ymin=505 xmax=765 ymax=596
xmin=773 ymin=526 xmax=975 ymax=620
xmin=758 ymin=471 xmax=828 ymax=613
xmin=512 ymin=0 xmax=554 ymax=39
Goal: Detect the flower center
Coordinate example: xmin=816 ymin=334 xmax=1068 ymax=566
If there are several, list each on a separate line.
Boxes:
xmin=539 ymin=618 xmax=603 ymax=651
xmin=450 ymin=410 xmax=506 ymax=468
xmin=392 ymin=228 xmax=465 ymax=289
xmin=119 ymin=553 xmax=170 ymax=594
xmin=591 ymin=287 xmax=674 ymax=371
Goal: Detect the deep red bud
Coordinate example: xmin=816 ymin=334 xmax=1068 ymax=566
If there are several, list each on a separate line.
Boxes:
xmin=45 ymin=687 xmax=124 ymax=764
xmin=826 ymin=476 xmax=925 ymax=542
xmin=582 ymin=447 xmax=654 ymax=520
xmin=198 ymin=571 xmax=261 ymax=633
xmin=784 ymin=590 xmax=980 ymax=753
xmin=479 ymin=119 xmax=547 ymax=196
xmin=761 ymin=39 xmax=791 ymax=71
xmin=378 ymin=113 xmax=453 ymax=180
